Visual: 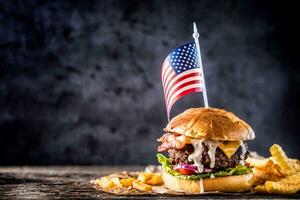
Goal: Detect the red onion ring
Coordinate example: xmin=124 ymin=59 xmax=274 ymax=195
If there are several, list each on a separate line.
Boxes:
xmin=173 ymin=164 xmax=198 ymax=172
xmin=174 ymin=164 xmax=213 ymax=173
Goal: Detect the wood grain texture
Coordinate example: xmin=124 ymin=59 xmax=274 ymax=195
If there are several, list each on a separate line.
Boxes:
xmin=0 ymin=166 xmax=299 ymax=199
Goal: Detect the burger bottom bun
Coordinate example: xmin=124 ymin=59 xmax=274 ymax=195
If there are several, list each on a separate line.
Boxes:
xmin=162 ymin=170 xmax=254 ymax=193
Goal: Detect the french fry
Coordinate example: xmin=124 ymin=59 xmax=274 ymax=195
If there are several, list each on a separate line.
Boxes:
xmin=252 ymin=168 xmax=280 ymax=185
xmin=137 ymin=172 xmax=163 ymax=186
xmin=137 ymin=173 xmax=153 ymax=183
xmin=255 ymin=181 xmax=300 ymax=194
xmin=255 ymin=167 xmax=300 ymax=194
xmin=255 ymin=185 xmax=268 ymax=193
xmin=132 ymin=180 xmax=152 ymax=191
xmin=246 ymin=157 xmax=274 ymax=169
xmin=110 ymin=177 xmax=122 ymax=187
xmin=96 ymin=177 xmax=116 ymax=189
xmin=146 ymin=174 xmax=163 ymax=185
xmin=289 ymin=159 xmax=300 ymax=172
xmin=280 ymin=172 xmax=300 ymax=184
xmin=264 ymin=181 xmax=300 ymax=194
xmin=270 ymin=144 xmax=293 ymax=174
xmin=120 ymin=177 xmax=135 ymax=187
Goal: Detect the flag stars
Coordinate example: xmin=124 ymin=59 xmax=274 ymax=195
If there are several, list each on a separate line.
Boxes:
xmin=169 ymin=42 xmax=201 ymax=74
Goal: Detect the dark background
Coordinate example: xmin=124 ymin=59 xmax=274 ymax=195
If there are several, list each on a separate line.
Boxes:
xmin=0 ymin=0 xmax=299 ymax=165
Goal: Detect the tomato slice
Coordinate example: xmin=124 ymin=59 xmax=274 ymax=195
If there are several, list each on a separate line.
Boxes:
xmin=177 ymin=168 xmax=195 ymax=175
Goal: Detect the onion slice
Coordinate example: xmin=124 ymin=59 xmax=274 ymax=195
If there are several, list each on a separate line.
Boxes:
xmin=173 ymin=164 xmax=198 ymax=172
xmin=174 ymin=164 xmax=213 ymax=173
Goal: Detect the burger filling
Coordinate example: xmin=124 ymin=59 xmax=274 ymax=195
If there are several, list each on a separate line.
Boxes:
xmin=157 ymin=133 xmax=251 ymax=179
xmin=168 ymin=143 xmax=248 ymax=170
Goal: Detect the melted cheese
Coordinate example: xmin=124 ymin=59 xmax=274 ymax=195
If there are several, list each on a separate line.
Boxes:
xmin=199 ymin=178 xmax=204 ymax=193
xmin=188 ymin=140 xmax=204 ymax=173
xmin=205 ymin=140 xmax=219 ymax=168
xmin=239 ymin=142 xmax=247 ymax=165
xmin=218 ymin=141 xmax=241 ymax=158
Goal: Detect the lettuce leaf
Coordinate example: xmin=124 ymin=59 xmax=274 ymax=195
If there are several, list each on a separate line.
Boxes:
xmin=157 ymin=153 xmax=251 ymax=180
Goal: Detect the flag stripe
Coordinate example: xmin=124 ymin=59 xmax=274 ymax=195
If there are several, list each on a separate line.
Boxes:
xmin=162 ymin=63 xmax=173 ymax=86
xmin=163 ymin=70 xmax=176 ymax=90
xmin=161 ymin=61 xmax=170 ymax=86
xmin=164 ymin=72 xmax=202 ymax=97
xmin=166 ymin=79 xmax=202 ymax=103
xmin=163 ymin=69 xmax=201 ymax=93
xmin=167 ymin=88 xmax=202 ymax=114
xmin=167 ymin=83 xmax=203 ymax=112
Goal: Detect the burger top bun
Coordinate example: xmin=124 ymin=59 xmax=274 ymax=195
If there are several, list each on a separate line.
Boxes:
xmin=164 ymin=107 xmax=255 ymax=141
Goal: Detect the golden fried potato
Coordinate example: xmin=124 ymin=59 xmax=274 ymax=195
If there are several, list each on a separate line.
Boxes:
xmin=132 ymin=180 xmax=152 ymax=191
xmin=120 ymin=177 xmax=135 ymax=187
xmin=289 ymin=159 xmax=300 ymax=172
xmin=110 ymin=177 xmax=123 ymax=187
xmin=270 ymin=144 xmax=293 ymax=173
xmin=265 ymin=181 xmax=300 ymax=194
xmin=146 ymin=174 xmax=163 ymax=185
xmin=255 ymin=172 xmax=300 ymax=194
xmin=246 ymin=157 xmax=273 ymax=169
xmin=96 ymin=177 xmax=116 ymax=189
xmin=252 ymin=167 xmax=283 ymax=185
xmin=280 ymin=172 xmax=300 ymax=184
xmin=255 ymin=185 xmax=267 ymax=193
xmin=137 ymin=172 xmax=163 ymax=186
xmin=138 ymin=173 xmax=153 ymax=183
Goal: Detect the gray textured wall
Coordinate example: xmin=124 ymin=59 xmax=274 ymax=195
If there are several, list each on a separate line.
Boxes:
xmin=0 ymin=0 xmax=299 ymax=165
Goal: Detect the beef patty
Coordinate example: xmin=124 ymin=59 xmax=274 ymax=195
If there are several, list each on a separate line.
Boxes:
xmin=168 ymin=143 xmax=248 ymax=170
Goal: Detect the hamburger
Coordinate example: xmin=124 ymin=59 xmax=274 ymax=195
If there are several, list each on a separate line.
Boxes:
xmin=157 ymin=107 xmax=255 ymax=193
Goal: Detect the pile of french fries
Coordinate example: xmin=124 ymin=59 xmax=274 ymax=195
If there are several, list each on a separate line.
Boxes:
xmin=91 ymin=172 xmax=163 ymax=193
xmin=246 ymin=144 xmax=300 ymax=194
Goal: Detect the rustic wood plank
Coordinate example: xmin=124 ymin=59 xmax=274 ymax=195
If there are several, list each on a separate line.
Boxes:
xmin=0 ymin=166 xmax=299 ymax=199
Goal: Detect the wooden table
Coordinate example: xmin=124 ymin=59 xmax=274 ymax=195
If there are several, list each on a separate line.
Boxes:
xmin=0 ymin=166 xmax=299 ymax=199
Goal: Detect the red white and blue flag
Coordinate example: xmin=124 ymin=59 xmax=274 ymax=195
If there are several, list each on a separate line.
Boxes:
xmin=161 ymin=42 xmax=204 ymax=120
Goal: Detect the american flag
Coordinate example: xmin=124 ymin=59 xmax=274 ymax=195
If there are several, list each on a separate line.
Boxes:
xmin=161 ymin=42 xmax=203 ymax=119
